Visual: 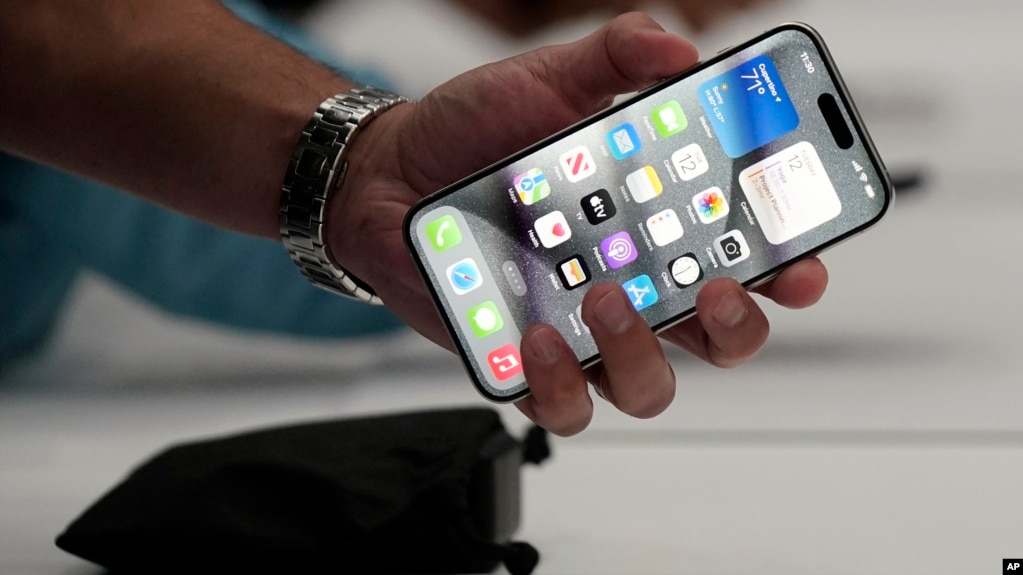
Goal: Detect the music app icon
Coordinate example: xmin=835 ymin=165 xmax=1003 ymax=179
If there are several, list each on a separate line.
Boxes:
xmin=487 ymin=344 xmax=523 ymax=382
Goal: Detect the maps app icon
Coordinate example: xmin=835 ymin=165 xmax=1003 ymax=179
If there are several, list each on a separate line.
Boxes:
xmin=514 ymin=168 xmax=551 ymax=205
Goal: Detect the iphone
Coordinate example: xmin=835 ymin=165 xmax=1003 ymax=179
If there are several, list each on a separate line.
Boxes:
xmin=404 ymin=23 xmax=892 ymax=402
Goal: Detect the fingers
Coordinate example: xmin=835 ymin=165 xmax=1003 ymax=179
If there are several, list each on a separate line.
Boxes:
xmin=753 ymin=257 xmax=829 ymax=309
xmin=580 ymin=283 xmax=676 ymax=418
xmin=532 ymin=12 xmax=699 ymax=116
xmin=515 ymin=283 xmax=677 ymax=435
xmin=515 ymin=325 xmax=594 ymax=437
xmin=660 ymin=278 xmax=769 ymax=368
xmin=516 ymin=258 xmax=827 ymax=433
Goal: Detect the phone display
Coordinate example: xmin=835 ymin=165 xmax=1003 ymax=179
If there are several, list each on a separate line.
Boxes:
xmin=404 ymin=23 xmax=892 ymax=402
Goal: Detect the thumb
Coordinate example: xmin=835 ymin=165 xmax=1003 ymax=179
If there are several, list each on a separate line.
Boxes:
xmin=533 ymin=11 xmax=700 ymax=116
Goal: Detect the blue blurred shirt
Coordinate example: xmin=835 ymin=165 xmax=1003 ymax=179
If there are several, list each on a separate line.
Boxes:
xmin=0 ymin=0 xmax=406 ymax=370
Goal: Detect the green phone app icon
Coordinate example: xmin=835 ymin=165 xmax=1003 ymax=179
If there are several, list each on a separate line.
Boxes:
xmin=651 ymin=100 xmax=687 ymax=138
xmin=425 ymin=214 xmax=462 ymax=252
xmin=467 ymin=301 xmax=503 ymax=338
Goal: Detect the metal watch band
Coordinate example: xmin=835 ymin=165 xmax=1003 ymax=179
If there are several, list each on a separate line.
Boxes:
xmin=279 ymin=87 xmax=408 ymax=305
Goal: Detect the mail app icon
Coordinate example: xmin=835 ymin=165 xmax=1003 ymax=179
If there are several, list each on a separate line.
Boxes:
xmin=607 ymin=123 xmax=641 ymax=160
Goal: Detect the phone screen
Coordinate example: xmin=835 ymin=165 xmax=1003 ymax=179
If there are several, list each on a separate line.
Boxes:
xmin=405 ymin=24 xmax=891 ymax=401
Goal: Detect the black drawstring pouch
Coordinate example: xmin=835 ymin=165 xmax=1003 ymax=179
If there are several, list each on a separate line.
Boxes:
xmin=56 ymin=407 xmax=550 ymax=574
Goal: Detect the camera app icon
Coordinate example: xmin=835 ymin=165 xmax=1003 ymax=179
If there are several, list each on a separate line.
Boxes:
xmin=713 ymin=230 xmax=750 ymax=267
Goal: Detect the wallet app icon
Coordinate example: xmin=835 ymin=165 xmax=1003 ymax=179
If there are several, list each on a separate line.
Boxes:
xmin=606 ymin=123 xmax=641 ymax=160
xmin=699 ymin=55 xmax=799 ymax=158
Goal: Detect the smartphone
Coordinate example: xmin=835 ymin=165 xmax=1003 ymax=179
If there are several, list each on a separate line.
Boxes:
xmin=403 ymin=23 xmax=892 ymax=403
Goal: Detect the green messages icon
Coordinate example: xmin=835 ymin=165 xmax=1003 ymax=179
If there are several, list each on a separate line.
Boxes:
xmin=652 ymin=100 xmax=687 ymax=138
xmin=468 ymin=301 xmax=503 ymax=338
xmin=426 ymin=214 xmax=462 ymax=252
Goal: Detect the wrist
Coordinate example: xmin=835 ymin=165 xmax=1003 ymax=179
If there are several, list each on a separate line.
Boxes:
xmin=279 ymin=87 xmax=411 ymax=304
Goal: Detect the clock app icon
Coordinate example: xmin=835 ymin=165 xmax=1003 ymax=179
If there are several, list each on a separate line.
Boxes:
xmin=669 ymin=254 xmax=703 ymax=287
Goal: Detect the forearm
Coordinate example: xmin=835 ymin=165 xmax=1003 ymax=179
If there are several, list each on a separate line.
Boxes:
xmin=0 ymin=0 xmax=353 ymax=238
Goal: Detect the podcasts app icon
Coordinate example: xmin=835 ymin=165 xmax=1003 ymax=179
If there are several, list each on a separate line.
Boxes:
xmin=600 ymin=231 xmax=638 ymax=270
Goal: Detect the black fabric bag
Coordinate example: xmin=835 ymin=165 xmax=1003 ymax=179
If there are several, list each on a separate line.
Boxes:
xmin=56 ymin=407 xmax=550 ymax=574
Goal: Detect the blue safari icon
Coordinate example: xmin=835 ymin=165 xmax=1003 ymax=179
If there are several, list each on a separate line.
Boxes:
xmin=446 ymin=258 xmax=483 ymax=295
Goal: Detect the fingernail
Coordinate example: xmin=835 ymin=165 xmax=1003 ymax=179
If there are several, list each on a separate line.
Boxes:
xmin=594 ymin=289 xmax=634 ymax=334
xmin=713 ymin=288 xmax=748 ymax=328
xmin=528 ymin=326 xmax=562 ymax=365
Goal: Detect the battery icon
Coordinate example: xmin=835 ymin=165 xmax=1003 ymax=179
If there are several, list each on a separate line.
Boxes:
xmin=864 ymin=184 xmax=875 ymax=199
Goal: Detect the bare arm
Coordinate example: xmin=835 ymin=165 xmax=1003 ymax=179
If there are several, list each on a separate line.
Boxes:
xmin=0 ymin=0 xmax=351 ymax=237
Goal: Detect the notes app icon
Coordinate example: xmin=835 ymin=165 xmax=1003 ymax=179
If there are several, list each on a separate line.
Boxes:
xmin=625 ymin=166 xmax=663 ymax=204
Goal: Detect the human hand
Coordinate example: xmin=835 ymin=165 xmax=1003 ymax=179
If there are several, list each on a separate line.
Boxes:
xmin=328 ymin=12 xmax=828 ymax=435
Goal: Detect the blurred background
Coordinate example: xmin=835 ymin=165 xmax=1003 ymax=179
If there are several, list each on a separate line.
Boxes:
xmin=2 ymin=0 xmax=1022 ymax=573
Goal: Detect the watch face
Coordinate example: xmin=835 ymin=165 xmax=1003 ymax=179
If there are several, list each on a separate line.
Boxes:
xmin=669 ymin=254 xmax=703 ymax=287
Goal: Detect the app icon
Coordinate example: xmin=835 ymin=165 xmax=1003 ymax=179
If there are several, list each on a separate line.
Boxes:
xmin=651 ymin=101 xmax=687 ymax=138
xmin=534 ymin=211 xmax=571 ymax=248
xmin=425 ymin=214 xmax=462 ymax=252
xmin=625 ymin=166 xmax=663 ymax=203
xmin=559 ymin=146 xmax=597 ymax=183
xmin=693 ymin=187 xmax=729 ymax=224
xmin=698 ymin=55 xmax=800 ymax=158
xmin=606 ymin=123 xmax=641 ymax=160
xmin=668 ymin=254 xmax=703 ymax=287
xmin=600 ymin=231 xmax=638 ymax=269
xmin=514 ymin=168 xmax=551 ymax=205
xmin=580 ymin=189 xmax=616 ymax=225
xmin=446 ymin=258 xmax=483 ymax=295
xmin=557 ymin=256 xmax=590 ymax=290
xmin=714 ymin=230 xmax=751 ymax=267
xmin=623 ymin=275 xmax=659 ymax=311
xmin=646 ymin=209 xmax=684 ymax=247
xmin=671 ymin=143 xmax=709 ymax=181
xmin=468 ymin=301 xmax=504 ymax=338
xmin=487 ymin=344 xmax=523 ymax=382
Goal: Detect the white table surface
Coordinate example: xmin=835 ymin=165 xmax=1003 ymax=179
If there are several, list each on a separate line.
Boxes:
xmin=3 ymin=0 xmax=1023 ymax=573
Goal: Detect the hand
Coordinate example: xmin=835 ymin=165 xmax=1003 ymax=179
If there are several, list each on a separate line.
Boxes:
xmin=329 ymin=13 xmax=828 ymax=435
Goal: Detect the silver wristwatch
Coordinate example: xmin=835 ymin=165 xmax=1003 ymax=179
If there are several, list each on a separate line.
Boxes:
xmin=279 ymin=87 xmax=409 ymax=305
